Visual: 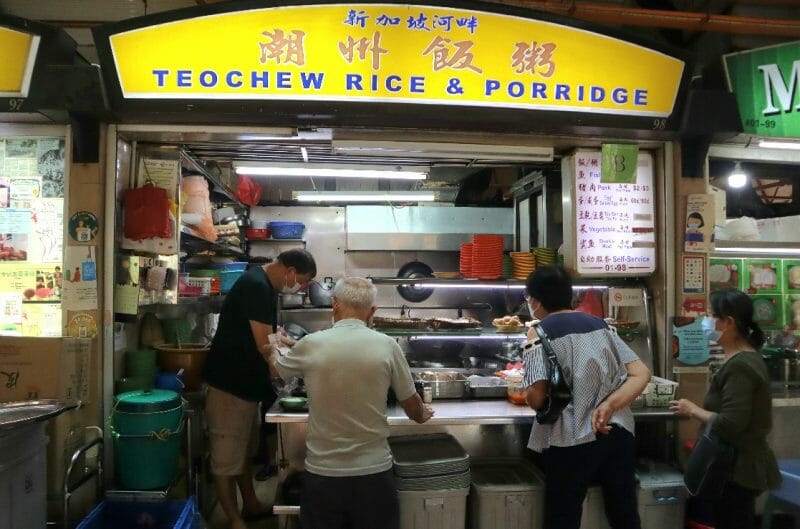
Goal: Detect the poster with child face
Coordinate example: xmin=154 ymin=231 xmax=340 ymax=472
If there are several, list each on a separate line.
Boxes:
xmin=684 ymin=194 xmax=715 ymax=253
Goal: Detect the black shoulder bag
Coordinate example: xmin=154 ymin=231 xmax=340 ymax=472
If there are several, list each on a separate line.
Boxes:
xmin=533 ymin=322 xmax=572 ymax=425
xmin=684 ymin=416 xmax=736 ymax=499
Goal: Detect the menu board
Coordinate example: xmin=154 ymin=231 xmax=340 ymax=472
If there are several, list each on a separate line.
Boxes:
xmin=570 ymin=150 xmax=656 ymax=276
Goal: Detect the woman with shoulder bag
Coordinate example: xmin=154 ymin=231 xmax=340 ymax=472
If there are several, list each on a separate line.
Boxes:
xmin=669 ymin=288 xmax=782 ymax=529
xmin=521 ymin=266 xmax=651 ymax=529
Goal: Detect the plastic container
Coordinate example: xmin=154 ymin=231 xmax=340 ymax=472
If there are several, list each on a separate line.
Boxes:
xmin=636 ymin=464 xmax=686 ymax=529
xmin=580 ymin=486 xmax=612 ymax=529
xmin=0 ymin=423 xmax=47 ymax=529
xmin=398 ymin=487 xmax=469 ymax=529
xmin=155 ymin=343 xmax=210 ymax=390
xmin=161 ymin=318 xmax=192 ymax=344
xmin=220 ymin=270 xmax=245 ymax=293
xmin=469 ymin=459 xmax=544 ymax=529
xmin=245 ymin=227 xmax=269 ymax=240
xmin=110 ymin=389 xmax=184 ymax=490
xmin=507 ymin=375 xmax=527 ymax=405
xmin=76 ymin=497 xmax=198 ymax=529
xmin=268 ymin=221 xmax=305 ymax=239
xmin=644 ymin=377 xmax=679 ymax=407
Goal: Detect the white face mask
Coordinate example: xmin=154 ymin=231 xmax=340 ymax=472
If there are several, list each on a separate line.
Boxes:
xmin=528 ymin=300 xmax=542 ymax=320
xmin=282 ymin=271 xmax=301 ymax=294
xmin=701 ymin=315 xmax=722 ymax=342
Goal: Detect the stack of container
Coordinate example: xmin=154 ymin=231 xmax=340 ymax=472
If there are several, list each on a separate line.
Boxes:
xmin=389 ymin=434 xmax=470 ymax=529
xmin=469 ymin=458 xmax=544 ymax=529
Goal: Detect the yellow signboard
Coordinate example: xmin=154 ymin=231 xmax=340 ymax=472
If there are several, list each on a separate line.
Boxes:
xmin=108 ymin=4 xmax=684 ymax=117
xmin=0 ymin=26 xmax=39 ymax=97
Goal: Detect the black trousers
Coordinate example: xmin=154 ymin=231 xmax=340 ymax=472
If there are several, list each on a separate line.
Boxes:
xmin=541 ymin=426 xmax=641 ymax=529
xmin=713 ymin=481 xmax=758 ymax=529
xmin=300 ymin=468 xmax=399 ymax=529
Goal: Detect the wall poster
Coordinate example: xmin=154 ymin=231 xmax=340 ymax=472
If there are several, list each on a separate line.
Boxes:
xmin=61 ymin=246 xmax=98 ymax=311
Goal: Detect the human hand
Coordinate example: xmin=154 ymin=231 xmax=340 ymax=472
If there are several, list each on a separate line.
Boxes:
xmin=591 ymin=401 xmax=614 ymax=434
xmin=669 ymin=398 xmax=698 ymax=418
xmin=272 ymin=329 xmax=296 ymax=347
xmin=419 ymin=404 xmax=435 ymax=423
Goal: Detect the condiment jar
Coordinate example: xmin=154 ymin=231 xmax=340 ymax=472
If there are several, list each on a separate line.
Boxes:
xmin=506 ymin=374 xmax=527 ymax=405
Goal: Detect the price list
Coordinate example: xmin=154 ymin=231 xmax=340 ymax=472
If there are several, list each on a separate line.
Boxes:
xmin=573 ymin=151 xmax=656 ymax=276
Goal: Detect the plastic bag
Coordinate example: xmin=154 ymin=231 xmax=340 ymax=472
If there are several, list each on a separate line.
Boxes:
xmin=236 ymin=175 xmax=262 ymax=206
xmin=124 ymin=183 xmax=171 ymax=240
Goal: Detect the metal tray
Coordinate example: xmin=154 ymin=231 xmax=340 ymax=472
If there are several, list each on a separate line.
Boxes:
xmin=414 ymin=371 xmax=467 ymax=399
xmin=468 ymin=384 xmax=508 ymax=399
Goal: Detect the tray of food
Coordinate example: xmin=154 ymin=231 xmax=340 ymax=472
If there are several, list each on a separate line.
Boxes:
xmin=492 ymin=315 xmax=524 ymax=333
xmin=414 ymin=371 xmax=468 ymax=399
xmin=610 ymin=320 xmax=640 ymax=330
xmin=430 ymin=317 xmax=482 ymax=330
xmin=373 ymin=316 xmax=431 ymax=330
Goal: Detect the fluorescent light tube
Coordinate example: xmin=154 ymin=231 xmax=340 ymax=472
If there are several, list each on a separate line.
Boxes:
xmin=332 ymin=140 xmax=554 ymax=162
xmin=294 ymin=191 xmax=436 ymax=202
xmin=235 ymin=165 xmax=427 ymax=180
xmin=758 ymin=140 xmax=800 ymax=150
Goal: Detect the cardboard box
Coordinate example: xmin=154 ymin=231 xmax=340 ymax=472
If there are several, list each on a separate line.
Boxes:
xmin=783 ymin=260 xmax=800 ymax=294
xmin=0 ymin=337 xmax=90 ymax=403
xmin=709 ymin=258 xmax=743 ymax=292
xmin=750 ymin=294 xmax=784 ymax=330
xmin=743 ymin=259 xmax=783 ymax=295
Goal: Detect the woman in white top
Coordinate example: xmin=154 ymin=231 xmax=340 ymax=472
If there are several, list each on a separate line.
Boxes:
xmin=522 ymin=266 xmax=650 ymax=529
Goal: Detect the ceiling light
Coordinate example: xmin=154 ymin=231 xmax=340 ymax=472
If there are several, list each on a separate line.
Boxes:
xmin=758 ymin=140 xmax=800 ymax=150
xmin=235 ymin=164 xmax=427 ymax=180
xmin=728 ymin=162 xmax=747 ymax=188
xmin=332 ymin=140 xmax=554 ymax=162
xmin=294 ymin=191 xmax=436 ymax=202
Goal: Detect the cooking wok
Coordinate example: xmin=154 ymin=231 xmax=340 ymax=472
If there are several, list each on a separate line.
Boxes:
xmin=396 ymin=261 xmax=434 ymax=303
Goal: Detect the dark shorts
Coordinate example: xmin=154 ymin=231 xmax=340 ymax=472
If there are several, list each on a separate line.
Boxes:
xmin=300 ymin=468 xmax=399 ymax=529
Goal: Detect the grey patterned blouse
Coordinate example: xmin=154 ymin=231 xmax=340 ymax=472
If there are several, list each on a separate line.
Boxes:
xmin=522 ymin=311 xmax=640 ymax=452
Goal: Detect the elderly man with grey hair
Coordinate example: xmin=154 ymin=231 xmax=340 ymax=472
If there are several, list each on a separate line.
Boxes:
xmin=268 ymin=276 xmax=433 ymax=529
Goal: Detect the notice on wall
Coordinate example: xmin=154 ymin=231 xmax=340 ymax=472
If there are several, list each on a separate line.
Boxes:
xmin=571 ymin=151 xmax=656 ymax=276
xmin=685 ymin=194 xmax=715 ymax=253
xmin=114 ymin=254 xmax=140 ymax=321
xmin=36 ymin=138 xmax=65 ymax=198
xmin=61 ymin=246 xmax=98 ymax=310
xmin=139 ymin=158 xmax=180 ymax=201
xmin=31 ymin=199 xmax=63 ymax=263
xmin=672 ymin=316 xmax=710 ymax=366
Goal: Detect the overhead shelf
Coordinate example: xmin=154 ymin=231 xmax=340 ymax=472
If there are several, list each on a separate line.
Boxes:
xmin=180 ymin=227 xmax=244 ymax=257
xmin=180 ymin=150 xmax=246 ymax=208
xmin=369 ymin=277 xmax=526 ymax=288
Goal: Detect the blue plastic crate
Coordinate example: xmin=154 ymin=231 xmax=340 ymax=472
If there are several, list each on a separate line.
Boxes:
xmin=268 ymin=221 xmax=305 ymax=239
xmin=77 ymin=497 xmax=198 ymax=529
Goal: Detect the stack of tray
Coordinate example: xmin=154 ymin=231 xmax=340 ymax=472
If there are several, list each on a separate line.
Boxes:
xmin=390 ymin=433 xmax=470 ymax=491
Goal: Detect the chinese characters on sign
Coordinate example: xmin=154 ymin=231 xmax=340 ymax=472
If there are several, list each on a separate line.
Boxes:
xmin=113 ymin=4 xmax=685 ymax=117
xmin=572 ymin=151 xmax=656 ymax=276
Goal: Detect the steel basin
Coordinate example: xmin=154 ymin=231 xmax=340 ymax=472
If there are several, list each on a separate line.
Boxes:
xmin=0 ymin=399 xmax=77 ymax=430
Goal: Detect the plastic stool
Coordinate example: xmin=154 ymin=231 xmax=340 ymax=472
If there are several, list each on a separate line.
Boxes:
xmin=761 ymin=459 xmax=800 ymax=529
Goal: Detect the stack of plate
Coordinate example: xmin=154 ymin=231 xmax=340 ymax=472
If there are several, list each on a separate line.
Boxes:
xmin=533 ymin=247 xmax=558 ymax=266
xmin=471 ymin=234 xmax=504 ymax=279
xmin=390 ymin=434 xmax=471 ymax=492
xmin=510 ymin=252 xmax=536 ymax=280
xmin=459 ymin=243 xmax=474 ymax=278
xmin=502 ymin=254 xmax=513 ymax=279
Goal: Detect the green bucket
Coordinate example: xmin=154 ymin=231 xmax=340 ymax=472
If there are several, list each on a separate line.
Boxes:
xmin=110 ymin=389 xmax=183 ymax=490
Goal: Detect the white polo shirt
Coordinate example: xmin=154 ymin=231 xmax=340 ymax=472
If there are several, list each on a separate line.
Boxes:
xmin=275 ymin=318 xmax=417 ymax=477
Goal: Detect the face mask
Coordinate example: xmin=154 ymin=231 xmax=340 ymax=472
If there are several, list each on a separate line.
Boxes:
xmin=282 ymin=271 xmax=301 ymax=294
xmin=701 ymin=316 xmax=722 ymax=342
xmin=528 ymin=300 xmax=542 ymax=320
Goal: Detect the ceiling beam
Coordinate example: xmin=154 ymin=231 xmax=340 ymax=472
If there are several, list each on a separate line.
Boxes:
xmin=491 ymin=0 xmax=800 ymax=37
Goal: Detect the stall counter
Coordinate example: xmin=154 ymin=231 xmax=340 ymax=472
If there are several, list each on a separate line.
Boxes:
xmin=266 ymin=399 xmax=679 ymax=424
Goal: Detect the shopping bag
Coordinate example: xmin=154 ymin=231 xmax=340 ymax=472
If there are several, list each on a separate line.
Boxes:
xmin=124 ymin=183 xmax=171 ymax=240
xmin=235 ymin=175 xmax=262 ymax=206
xmin=684 ymin=417 xmax=736 ymax=499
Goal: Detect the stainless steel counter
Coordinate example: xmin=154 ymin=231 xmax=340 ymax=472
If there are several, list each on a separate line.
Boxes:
xmin=266 ymin=399 xmax=680 ymax=424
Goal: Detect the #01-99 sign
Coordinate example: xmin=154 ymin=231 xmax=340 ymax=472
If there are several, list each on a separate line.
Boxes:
xmin=572 ymin=150 xmax=656 ymax=277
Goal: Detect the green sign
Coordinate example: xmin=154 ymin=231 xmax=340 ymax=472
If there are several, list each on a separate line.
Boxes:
xmin=724 ymin=41 xmax=800 ymax=138
xmin=601 ymin=144 xmax=638 ymax=183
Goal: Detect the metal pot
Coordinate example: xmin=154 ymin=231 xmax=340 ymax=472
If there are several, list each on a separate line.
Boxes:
xmin=280 ymin=292 xmax=306 ymax=307
xmin=219 ymin=214 xmax=251 ymax=228
xmin=308 ymin=277 xmax=335 ymax=307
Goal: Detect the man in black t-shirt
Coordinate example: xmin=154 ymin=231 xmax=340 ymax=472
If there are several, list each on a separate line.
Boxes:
xmin=203 ymin=249 xmax=316 ymax=529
